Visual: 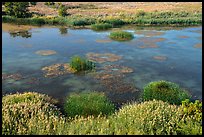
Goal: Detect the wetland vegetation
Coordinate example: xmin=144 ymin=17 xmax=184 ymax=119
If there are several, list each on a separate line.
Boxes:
xmin=2 ymin=2 xmax=202 ymax=135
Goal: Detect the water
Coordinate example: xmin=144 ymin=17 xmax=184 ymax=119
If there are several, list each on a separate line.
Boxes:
xmin=2 ymin=23 xmax=202 ymax=105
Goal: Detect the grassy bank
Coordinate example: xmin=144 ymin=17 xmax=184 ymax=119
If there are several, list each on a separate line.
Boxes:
xmin=2 ymin=11 xmax=202 ymax=27
xmin=2 ymin=80 xmax=202 ymax=135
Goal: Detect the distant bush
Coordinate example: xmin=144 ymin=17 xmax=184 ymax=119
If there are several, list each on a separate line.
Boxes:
xmin=58 ymin=5 xmax=67 ymax=17
xmin=44 ymin=2 xmax=55 ymax=6
xmin=105 ymin=19 xmax=125 ymax=27
xmin=64 ymin=91 xmax=115 ymax=118
xmin=70 ymin=56 xmax=95 ymax=72
xmin=4 ymin=2 xmax=31 ymax=18
xmin=91 ymin=23 xmax=112 ymax=31
xmin=2 ymin=92 xmax=62 ymax=135
xmin=109 ymin=31 xmax=134 ymax=41
xmin=143 ymin=80 xmax=191 ymax=105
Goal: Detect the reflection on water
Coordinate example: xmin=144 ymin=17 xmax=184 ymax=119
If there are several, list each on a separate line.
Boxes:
xmin=9 ymin=30 xmax=32 ymax=38
xmin=2 ymin=23 xmax=202 ymax=105
xmin=59 ymin=27 xmax=68 ymax=36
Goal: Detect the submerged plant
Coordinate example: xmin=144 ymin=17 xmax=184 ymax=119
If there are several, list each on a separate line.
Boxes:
xmin=109 ymin=31 xmax=134 ymax=41
xmin=70 ymin=56 xmax=95 ymax=72
xmin=142 ymin=80 xmax=191 ymax=105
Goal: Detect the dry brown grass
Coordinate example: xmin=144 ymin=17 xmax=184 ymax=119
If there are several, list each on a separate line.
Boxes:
xmin=28 ymin=2 xmax=202 ymax=17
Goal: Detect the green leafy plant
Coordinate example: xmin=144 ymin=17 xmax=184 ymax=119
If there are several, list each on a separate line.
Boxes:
xmin=91 ymin=23 xmax=112 ymax=31
xmin=70 ymin=56 xmax=95 ymax=72
xmin=63 ymin=91 xmax=115 ymax=118
xmin=58 ymin=5 xmax=67 ymax=17
xmin=109 ymin=31 xmax=134 ymax=41
xmin=4 ymin=2 xmax=31 ymax=18
xmin=143 ymin=80 xmax=191 ymax=105
xmin=105 ymin=19 xmax=125 ymax=27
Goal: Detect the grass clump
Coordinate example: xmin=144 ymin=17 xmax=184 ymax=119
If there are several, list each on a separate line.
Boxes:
xmin=91 ymin=23 xmax=112 ymax=31
xmin=143 ymin=80 xmax=191 ymax=105
xmin=70 ymin=56 xmax=95 ymax=72
xmin=2 ymin=92 xmax=63 ymax=135
xmin=113 ymin=99 xmax=202 ymax=135
xmin=63 ymin=91 xmax=115 ymax=118
xmin=109 ymin=31 xmax=134 ymax=41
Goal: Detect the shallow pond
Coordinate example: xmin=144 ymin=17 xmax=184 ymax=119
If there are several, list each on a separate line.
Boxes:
xmin=2 ymin=23 xmax=202 ymax=105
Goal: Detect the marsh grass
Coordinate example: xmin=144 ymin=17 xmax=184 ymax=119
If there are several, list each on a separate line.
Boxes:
xmin=143 ymin=80 xmax=191 ymax=105
xmin=2 ymin=11 xmax=201 ymax=27
xmin=91 ymin=23 xmax=112 ymax=31
xmin=70 ymin=56 xmax=95 ymax=72
xmin=63 ymin=91 xmax=115 ymax=118
xmin=109 ymin=31 xmax=134 ymax=41
xmin=2 ymin=92 xmax=202 ymax=135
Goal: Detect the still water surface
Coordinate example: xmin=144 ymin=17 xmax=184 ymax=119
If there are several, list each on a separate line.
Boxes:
xmin=2 ymin=23 xmax=202 ymax=105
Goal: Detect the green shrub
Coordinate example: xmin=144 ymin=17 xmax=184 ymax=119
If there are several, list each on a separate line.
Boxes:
xmin=70 ymin=56 xmax=95 ymax=72
xmin=2 ymin=92 xmax=63 ymax=135
xmin=65 ymin=99 xmax=202 ymax=135
xmin=71 ymin=19 xmax=89 ymax=26
xmin=64 ymin=91 xmax=115 ymax=118
xmin=58 ymin=5 xmax=67 ymax=17
xmin=105 ymin=19 xmax=125 ymax=27
xmin=113 ymin=99 xmax=201 ymax=135
xmin=4 ymin=2 xmax=31 ymax=18
xmin=181 ymin=99 xmax=202 ymax=121
xmin=109 ymin=31 xmax=134 ymax=41
xmin=143 ymin=80 xmax=191 ymax=105
xmin=91 ymin=23 xmax=112 ymax=31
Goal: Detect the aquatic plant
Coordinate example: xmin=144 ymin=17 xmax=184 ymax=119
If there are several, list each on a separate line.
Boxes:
xmin=91 ymin=23 xmax=112 ymax=31
xmin=41 ymin=63 xmax=74 ymax=77
xmin=109 ymin=31 xmax=134 ymax=41
xmin=142 ymin=80 xmax=191 ymax=105
xmin=70 ymin=56 xmax=95 ymax=72
xmin=35 ymin=50 xmax=57 ymax=56
xmin=86 ymin=53 xmax=122 ymax=63
xmin=63 ymin=91 xmax=115 ymax=118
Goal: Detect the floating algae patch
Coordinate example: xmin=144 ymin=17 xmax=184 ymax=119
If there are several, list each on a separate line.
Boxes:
xmin=102 ymin=64 xmax=134 ymax=74
xmin=136 ymin=37 xmax=166 ymax=49
xmin=152 ymin=56 xmax=168 ymax=61
xmin=135 ymin=30 xmax=165 ymax=37
xmin=95 ymin=39 xmax=112 ymax=43
xmin=178 ymin=35 xmax=189 ymax=38
xmin=35 ymin=50 xmax=57 ymax=56
xmin=86 ymin=53 xmax=122 ymax=63
xmin=194 ymin=43 xmax=202 ymax=48
xmin=41 ymin=63 xmax=75 ymax=77
xmin=92 ymin=65 xmax=133 ymax=82
xmin=2 ymin=73 xmax=23 ymax=81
